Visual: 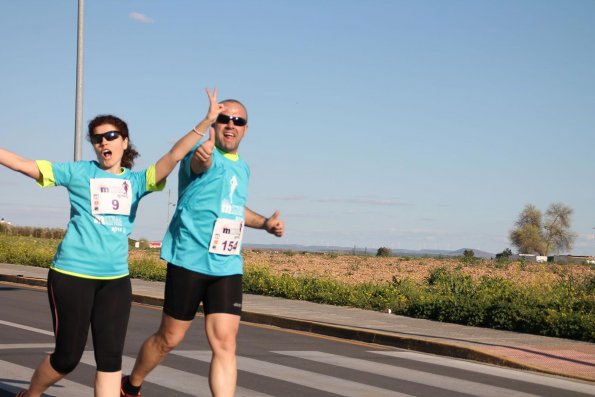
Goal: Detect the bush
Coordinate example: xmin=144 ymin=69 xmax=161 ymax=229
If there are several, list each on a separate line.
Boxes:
xmin=463 ymin=249 xmax=474 ymax=258
xmin=0 ymin=235 xmax=57 ymax=267
xmin=376 ymin=247 xmax=392 ymax=257
xmin=405 ymin=268 xmax=595 ymax=341
xmin=495 ymin=248 xmax=513 ymax=259
xmin=129 ymin=257 xmax=166 ymax=281
xmin=0 ymin=224 xmax=65 ymax=239
xmin=460 ymin=249 xmax=480 ymax=264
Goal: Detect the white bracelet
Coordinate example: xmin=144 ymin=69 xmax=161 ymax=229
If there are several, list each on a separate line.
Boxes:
xmin=193 ymin=126 xmax=205 ymax=136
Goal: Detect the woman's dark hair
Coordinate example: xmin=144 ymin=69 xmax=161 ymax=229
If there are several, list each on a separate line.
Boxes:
xmin=87 ymin=114 xmax=140 ymax=169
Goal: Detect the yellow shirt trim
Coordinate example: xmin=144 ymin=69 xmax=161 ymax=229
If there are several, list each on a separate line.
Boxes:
xmin=35 ymin=160 xmax=55 ymax=187
xmin=146 ymin=164 xmax=166 ymax=191
xmin=50 ymin=265 xmax=129 ymax=280
xmin=216 ymin=148 xmax=240 ymax=161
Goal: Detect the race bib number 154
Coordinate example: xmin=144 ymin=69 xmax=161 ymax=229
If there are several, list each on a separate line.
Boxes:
xmin=209 ymin=218 xmax=244 ymax=256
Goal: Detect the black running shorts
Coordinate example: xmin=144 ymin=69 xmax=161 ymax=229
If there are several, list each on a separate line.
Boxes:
xmin=163 ymin=263 xmax=243 ymax=321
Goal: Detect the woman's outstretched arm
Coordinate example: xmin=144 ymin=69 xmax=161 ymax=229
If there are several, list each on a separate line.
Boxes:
xmin=0 ymin=147 xmax=41 ymax=180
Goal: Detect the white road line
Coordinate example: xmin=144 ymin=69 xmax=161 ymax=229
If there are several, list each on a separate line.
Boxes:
xmin=275 ymin=351 xmax=546 ymax=397
xmin=173 ymin=350 xmax=413 ymax=397
xmin=0 ymin=343 xmax=54 ymax=349
xmin=0 ymin=360 xmax=93 ymax=396
xmin=0 ymin=319 xmax=53 ymax=336
xmin=372 ymin=350 xmax=595 ymax=395
xmin=80 ymin=352 xmax=273 ymax=397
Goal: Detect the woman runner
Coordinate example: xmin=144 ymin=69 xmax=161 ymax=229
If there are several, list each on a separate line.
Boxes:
xmin=1 ymin=88 xmax=224 ymax=397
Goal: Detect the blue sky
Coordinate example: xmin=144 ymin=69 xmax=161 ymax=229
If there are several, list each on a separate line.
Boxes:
xmin=1 ymin=1 xmax=594 ymax=255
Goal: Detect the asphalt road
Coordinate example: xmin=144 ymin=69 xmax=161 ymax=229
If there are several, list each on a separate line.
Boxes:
xmin=1 ymin=283 xmax=594 ymax=397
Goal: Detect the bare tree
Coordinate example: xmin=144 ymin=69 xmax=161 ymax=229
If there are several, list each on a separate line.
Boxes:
xmin=543 ymin=202 xmax=576 ymax=255
xmin=515 ymin=204 xmax=542 ymax=228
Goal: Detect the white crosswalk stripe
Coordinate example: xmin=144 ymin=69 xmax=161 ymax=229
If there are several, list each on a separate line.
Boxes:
xmin=372 ymin=350 xmax=595 ymax=395
xmin=0 ymin=360 xmax=94 ymax=396
xmin=274 ymin=350 xmax=544 ymax=397
xmin=0 ymin=319 xmax=54 ymax=336
xmin=0 ymin=343 xmax=54 ymax=349
xmin=80 ymin=352 xmax=273 ymax=397
xmin=173 ymin=350 xmax=414 ymax=397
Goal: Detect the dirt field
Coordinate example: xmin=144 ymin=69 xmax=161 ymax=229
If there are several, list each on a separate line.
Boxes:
xmin=242 ymin=249 xmax=595 ymax=287
xmin=129 ymin=248 xmax=594 ymax=287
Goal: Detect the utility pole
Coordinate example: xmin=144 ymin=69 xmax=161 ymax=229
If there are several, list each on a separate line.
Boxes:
xmin=166 ymin=189 xmax=176 ymax=226
xmin=74 ymin=0 xmax=85 ymax=160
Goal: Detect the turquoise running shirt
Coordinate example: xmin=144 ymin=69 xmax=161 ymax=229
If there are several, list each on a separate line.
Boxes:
xmin=161 ymin=147 xmax=250 ymax=276
xmin=36 ymin=160 xmax=165 ymax=279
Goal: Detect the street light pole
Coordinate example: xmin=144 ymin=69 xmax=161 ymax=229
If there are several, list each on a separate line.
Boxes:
xmin=74 ymin=0 xmax=85 ymax=161
xmin=167 ymin=189 xmax=176 ymax=226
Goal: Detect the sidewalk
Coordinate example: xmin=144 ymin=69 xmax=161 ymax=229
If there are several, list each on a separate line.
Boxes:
xmin=1 ymin=263 xmax=594 ymax=383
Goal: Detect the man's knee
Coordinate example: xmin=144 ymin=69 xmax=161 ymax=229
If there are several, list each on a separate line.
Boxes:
xmin=154 ymin=314 xmax=192 ymax=354
xmin=208 ymin=331 xmax=237 ymax=355
xmin=206 ymin=313 xmax=240 ymax=354
xmin=155 ymin=327 xmax=186 ymax=353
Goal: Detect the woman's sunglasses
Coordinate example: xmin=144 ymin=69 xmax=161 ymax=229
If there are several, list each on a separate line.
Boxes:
xmin=216 ymin=114 xmax=247 ymax=127
xmin=91 ymin=131 xmax=122 ymax=144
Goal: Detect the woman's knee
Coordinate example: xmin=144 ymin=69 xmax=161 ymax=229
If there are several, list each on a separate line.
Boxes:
xmin=95 ymin=352 xmax=123 ymax=372
xmin=50 ymin=351 xmax=82 ymax=374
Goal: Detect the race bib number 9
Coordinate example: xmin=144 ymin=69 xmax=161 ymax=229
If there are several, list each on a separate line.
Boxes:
xmin=90 ymin=178 xmax=133 ymax=216
xmin=209 ymin=218 xmax=244 ymax=256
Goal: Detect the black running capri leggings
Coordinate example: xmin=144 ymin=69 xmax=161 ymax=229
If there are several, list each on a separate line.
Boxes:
xmin=47 ymin=269 xmax=132 ymax=373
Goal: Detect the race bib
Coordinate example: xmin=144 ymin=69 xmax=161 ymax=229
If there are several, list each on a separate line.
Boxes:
xmin=90 ymin=178 xmax=133 ymax=216
xmin=209 ymin=218 xmax=244 ymax=256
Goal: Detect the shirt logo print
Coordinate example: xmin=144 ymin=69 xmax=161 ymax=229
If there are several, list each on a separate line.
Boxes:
xmin=229 ymin=175 xmax=238 ymax=204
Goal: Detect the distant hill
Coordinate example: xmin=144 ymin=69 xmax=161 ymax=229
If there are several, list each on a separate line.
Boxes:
xmin=243 ymin=243 xmax=495 ymax=259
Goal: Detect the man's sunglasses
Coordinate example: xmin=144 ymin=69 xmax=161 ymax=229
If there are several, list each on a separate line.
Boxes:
xmin=216 ymin=114 xmax=247 ymax=127
xmin=91 ymin=131 xmax=122 ymax=145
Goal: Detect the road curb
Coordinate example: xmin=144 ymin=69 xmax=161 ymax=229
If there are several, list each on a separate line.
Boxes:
xmin=0 ymin=274 xmax=47 ymax=288
xmin=240 ymin=311 xmax=534 ymax=370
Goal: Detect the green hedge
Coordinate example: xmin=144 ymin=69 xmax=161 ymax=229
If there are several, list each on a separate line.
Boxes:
xmin=243 ymin=265 xmax=595 ymax=342
xmin=0 ymin=235 xmax=58 ymax=267
xmin=401 ymin=268 xmax=595 ymax=341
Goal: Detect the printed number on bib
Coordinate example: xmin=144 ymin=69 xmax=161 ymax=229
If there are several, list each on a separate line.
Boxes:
xmin=90 ymin=178 xmax=133 ymax=216
xmin=209 ymin=218 xmax=244 ymax=256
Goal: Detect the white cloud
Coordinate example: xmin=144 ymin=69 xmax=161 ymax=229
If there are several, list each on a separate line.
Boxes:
xmin=129 ymin=12 xmax=154 ymax=24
